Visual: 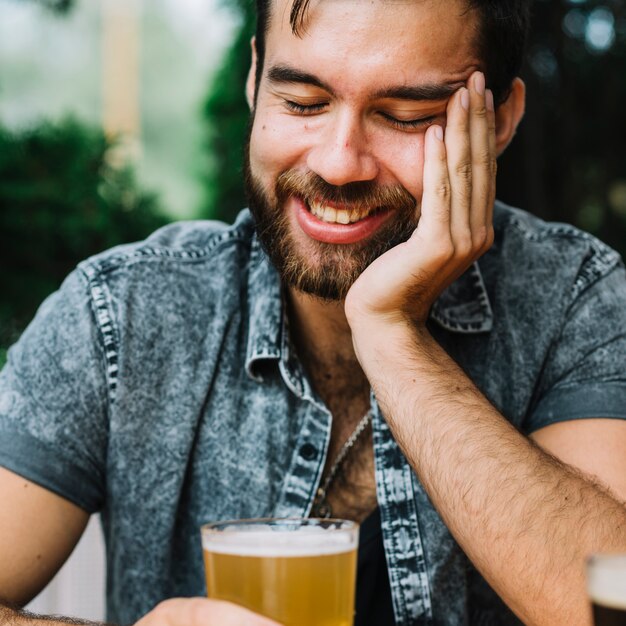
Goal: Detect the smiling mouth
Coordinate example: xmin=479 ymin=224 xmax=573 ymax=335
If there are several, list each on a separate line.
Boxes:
xmin=305 ymin=198 xmax=385 ymax=224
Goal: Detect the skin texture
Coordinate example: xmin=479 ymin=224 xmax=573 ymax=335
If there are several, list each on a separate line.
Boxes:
xmin=0 ymin=1 xmax=625 ymax=626
xmin=0 ymin=467 xmax=89 ymax=608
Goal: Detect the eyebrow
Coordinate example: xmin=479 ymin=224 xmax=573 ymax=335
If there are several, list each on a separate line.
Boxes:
xmin=373 ymin=82 xmax=464 ymax=101
xmin=267 ymin=63 xmax=464 ymax=102
xmin=267 ymin=65 xmax=333 ymax=93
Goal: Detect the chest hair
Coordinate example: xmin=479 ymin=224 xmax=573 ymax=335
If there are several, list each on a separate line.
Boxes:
xmin=306 ymin=359 xmax=378 ymax=523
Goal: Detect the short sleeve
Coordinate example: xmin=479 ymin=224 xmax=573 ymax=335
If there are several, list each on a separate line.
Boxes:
xmin=524 ymin=264 xmax=626 ymax=434
xmin=0 ymin=269 xmax=108 ymax=512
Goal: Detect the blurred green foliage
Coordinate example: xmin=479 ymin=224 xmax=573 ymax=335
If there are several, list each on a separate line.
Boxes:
xmin=201 ymin=3 xmax=255 ymax=223
xmin=3 ymin=0 xmax=626 ymax=369
xmin=0 ymin=118 xmax=168 ymax=365
xmin=202 ymin=0 xmax=626 ymax=259
xmin=0 ymin=0 xmax=168 ymax=369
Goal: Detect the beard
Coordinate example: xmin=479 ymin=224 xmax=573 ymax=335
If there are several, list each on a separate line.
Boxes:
xmin=243 ymin=134 xmax=418 ymax=301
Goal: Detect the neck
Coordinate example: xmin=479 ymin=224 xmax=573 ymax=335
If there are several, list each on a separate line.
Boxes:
xmin=287 ymin=287 xmax=371 ymax=423
xmin=287 ymin=287 xmax=358 ymax=368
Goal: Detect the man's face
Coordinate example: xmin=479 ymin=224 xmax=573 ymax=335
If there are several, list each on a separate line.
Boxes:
xmin=246 ymin=0 xmax=481 ymax=300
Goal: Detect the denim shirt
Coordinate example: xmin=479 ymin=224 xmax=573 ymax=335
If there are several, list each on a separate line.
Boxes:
xmin=2 ymin=202 xmax=626 ymax=626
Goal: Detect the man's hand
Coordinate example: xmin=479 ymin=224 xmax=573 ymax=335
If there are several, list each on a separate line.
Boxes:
xmin=135 ymin=598 xmax=283 ymax=626
xmin=345 ymin=71 xmax=495 ymax=329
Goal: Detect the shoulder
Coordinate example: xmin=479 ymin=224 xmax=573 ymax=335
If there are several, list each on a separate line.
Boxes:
xmin=69 ymin=209 xmax=259 ymax=343
xmin=77 ymin=209 xmax=255 ymax=280
xmin=490 ymin=201 xmax=623 ymax=301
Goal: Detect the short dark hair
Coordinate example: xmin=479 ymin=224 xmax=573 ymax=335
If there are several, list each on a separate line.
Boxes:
xmin=254 ymin=0 xmax=531 ymax=106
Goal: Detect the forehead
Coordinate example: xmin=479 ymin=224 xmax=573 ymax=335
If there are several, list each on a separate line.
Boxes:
xmin=263 ymin=0 xmax=481 ymax=89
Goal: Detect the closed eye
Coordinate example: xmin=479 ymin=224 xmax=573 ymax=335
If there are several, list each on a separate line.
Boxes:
xmin=284 ymin=100 xmax=328 ymax=115
xmin=284 ymin=99 xmax=439 ymax=131
xmin=379 ymin=112 xmax=438 ymax=131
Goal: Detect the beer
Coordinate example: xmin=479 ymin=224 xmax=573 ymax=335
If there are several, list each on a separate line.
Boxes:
xmin=587 ymin=555 xmax=626 ymax=625
xmin=201 ymin=518 xmax=358 ymax=626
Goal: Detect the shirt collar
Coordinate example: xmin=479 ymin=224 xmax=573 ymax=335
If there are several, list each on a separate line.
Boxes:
xmin=430 ymin=261 xmax=494 ymax=333
xmin=245 ymin=232 xmax=493 ymax=381
xmin=244 ymin=233 xmax=283 ymax=381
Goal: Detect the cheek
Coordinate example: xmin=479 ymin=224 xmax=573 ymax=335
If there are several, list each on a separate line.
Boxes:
xmin=377 ymin=134 xmax=426 ymax=200
xmin=249 ymin=109 xmax=310 ymax=177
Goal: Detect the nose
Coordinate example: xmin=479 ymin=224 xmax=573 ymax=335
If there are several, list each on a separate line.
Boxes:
xmin=305 ymin=109 xmax=378 ymax=187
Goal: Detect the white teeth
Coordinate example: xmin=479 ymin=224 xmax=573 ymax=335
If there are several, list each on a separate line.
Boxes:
xmin=309 ymin=201 xmax=373 ymax=224
xmin=323 ymin=207 xmax=337 ymax=222
xmin=336 ymin=211 xmax=350 ymax=224
xmin=310 ymin=204 xmax=324 ymax=219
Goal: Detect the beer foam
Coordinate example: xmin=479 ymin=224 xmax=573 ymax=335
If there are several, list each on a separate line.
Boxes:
xmin=202 ymin=526 xmax=358 ymax=557
xmin=587 ymin=555 xmax=626 ymax=610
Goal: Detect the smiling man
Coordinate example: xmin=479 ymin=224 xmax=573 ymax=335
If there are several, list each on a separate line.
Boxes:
xmin=1 ymin=1 xmax=626 ymax=626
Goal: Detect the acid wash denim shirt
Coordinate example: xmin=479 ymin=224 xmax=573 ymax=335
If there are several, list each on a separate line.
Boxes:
xmin=2 ymin=202 xmax=626 ymax=626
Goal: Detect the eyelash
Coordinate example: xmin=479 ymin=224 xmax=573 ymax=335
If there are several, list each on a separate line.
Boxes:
xmin=379 ymin=112 xmax=437 ymax=131
xmin=284 ymin=100 xmax=437 ymax=131
xmin=284 ymin=101 xmax=327 ymax=115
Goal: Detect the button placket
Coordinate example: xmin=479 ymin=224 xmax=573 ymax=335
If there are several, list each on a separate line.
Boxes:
xmin=372 ymin=396 xmax=433 ymax=626
xmin=299 ymin=442 xmax=318 ymax=461
xmin=273 ymin=401 xmax=332 ymax=519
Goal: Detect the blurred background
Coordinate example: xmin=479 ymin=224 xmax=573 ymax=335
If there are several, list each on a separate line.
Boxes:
xmin=0 ymin=0 xmax=625 ymax=618
xmin=2 ymin=0 xmax=626 ymax=368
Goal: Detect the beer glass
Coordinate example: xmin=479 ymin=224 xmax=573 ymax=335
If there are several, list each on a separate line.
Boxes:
xmin=201 ymin=518 xmax=358 ymax=626
xmin=587 ymin=554 xmax=626 ymax=625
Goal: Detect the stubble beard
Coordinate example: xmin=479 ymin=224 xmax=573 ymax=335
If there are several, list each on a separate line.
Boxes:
xmin=243 ymin=131 xmax=419 ymax=301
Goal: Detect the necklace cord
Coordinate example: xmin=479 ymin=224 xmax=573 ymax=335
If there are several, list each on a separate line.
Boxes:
xmin=312 ymin=410 xmax=373 ymax=518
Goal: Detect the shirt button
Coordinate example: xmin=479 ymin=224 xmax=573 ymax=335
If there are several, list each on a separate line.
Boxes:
xmin=299 ymin=443 xmax=318 ymax=461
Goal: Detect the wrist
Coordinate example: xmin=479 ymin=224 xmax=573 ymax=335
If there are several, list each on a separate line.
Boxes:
xmin=347 ymin=310 xmax=431 ymax=351
xmin=344 ymin=288 xmax=433 ymax=331
xmin=348 ymin=314 xmax=436 ymax=380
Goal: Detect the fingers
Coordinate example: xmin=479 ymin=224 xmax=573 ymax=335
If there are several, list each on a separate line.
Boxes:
xmin=485 ymin=88 xmax=497 ymax=228
xmin=437 ymin=70 xmax=495 ymax=260
xmin=137 ymin=598 xmax=284 ymax=626
xmin=468 ymin=71 xmax=496 ymax=251
xmin=445 ymin=86 xmax=471 ymax=253
xmin=418 ymin=123 xmax=453 ymax=251
xmin=421 ymin=70 xmax=495 ymax=262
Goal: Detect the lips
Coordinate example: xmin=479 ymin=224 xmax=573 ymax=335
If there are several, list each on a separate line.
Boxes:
xmin=294 ymin=196 xmax=393 ymax=244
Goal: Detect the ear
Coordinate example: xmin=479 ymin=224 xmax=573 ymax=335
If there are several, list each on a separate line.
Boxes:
xmin=494 ymin=77 xmax=526 ymax=156
xmin=246 ymin=37 xmax=258 ymax=111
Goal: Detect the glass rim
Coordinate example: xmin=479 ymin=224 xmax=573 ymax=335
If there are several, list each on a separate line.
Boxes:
xmin=201 ymin=517 xmax=359 ymax=557
xmin=201 ymin=516 xmax=358 ymax=534
xmin=587 ymin=553 xmax=626 ymax=570
xmin=586 ymin=552 xmax=626 ymax=610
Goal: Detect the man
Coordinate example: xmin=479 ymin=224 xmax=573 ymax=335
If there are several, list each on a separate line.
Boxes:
xmin=1 ymin=0 xmax=625 ymax=625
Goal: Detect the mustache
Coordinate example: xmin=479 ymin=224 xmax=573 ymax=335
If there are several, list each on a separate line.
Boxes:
xmin=275 ymin=170 xmax=417 ymax=214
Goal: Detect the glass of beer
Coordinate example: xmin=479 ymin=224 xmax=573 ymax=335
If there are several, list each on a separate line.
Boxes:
xmin=201 ymin=517 xmax=358 ymax=626
xmin=587 ymin=554 xmax=626 ymax=625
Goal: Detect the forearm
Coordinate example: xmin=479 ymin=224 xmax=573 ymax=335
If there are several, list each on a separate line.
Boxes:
xmin=356 ymin=323 xmax=626 ymax=626
xmin=0 ymin=604 xmax=104 ymax=626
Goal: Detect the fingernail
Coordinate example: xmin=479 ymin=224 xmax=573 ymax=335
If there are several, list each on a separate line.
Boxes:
xmin=474 ymin=71 xmax=485 ymax=95
xmin=434 ymin=125 xmax=443 ymax=141
xmin=486 ymin=89 xmax=494 ymax=111
xmin=460 ymin=88 xmax=470 ymax=111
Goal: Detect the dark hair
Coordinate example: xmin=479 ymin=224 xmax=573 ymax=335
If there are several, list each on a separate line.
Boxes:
xmin=254 ymin=0 xmax=531 ymax=106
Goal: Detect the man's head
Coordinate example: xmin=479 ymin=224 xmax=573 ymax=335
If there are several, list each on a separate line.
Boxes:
xmin=244 ymin=0 xmax=528 ymax=300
